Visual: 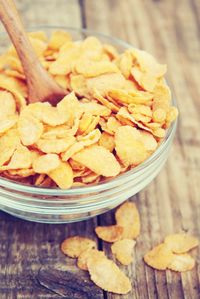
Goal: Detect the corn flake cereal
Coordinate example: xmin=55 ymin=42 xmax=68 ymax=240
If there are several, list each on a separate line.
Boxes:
xmin=32 ymin=154 xmax=60 ymax=174
xmin=167 ymin=253 xmax=195 ymax=272
xmin=164 ymin=234 xmax=199 ymax=254
xmin=87 ymin=250 xmax=131 ymax=294
xmin=0 ymin=30 xmax=178 ymax=189
xmin=144 ymin=243 xmax=174 ymax=270
xmin=95 ymin=225 xmax=124 ymax=243
xmin=115 ymin=201 xmax=140 ymax=239
xmin=72 ymin=145 xmax=120 ymax=177
xmin=61 ymin=236 xmax=96 ymax=258
xmin=111 ymin=239 xmax=136 ymax=265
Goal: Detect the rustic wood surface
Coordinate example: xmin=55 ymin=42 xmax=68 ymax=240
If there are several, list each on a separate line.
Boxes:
xmin=0 ymin=0 xmax=199 ymax=298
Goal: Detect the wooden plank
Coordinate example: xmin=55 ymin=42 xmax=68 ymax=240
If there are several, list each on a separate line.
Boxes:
xmin=84 ymin=0 xmax=200 ymax=299
xmin=0 ymin=1 xmax=103 ymax=298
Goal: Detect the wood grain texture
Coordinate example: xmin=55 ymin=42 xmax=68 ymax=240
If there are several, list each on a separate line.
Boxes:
xmin=0 ymin=0 xmax=199 ymax=298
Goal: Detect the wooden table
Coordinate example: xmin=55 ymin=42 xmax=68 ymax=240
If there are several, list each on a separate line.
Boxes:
xmin=0 ymin=0 xmax=200 ymax=298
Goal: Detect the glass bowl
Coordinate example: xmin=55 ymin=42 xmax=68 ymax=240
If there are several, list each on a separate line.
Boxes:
xmin=0 ymin=26 xmax=177 ymax=223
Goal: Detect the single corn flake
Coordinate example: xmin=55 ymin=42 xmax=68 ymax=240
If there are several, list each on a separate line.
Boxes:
xmin=111 ymin=239 xmax=136 ymax=265
xmin=95 ymin=225 xmax=124 ymax=243
xmin=18 ymin=115 xmax=43 ymax=146
xmin=2 ymin=144 xmax=32 ymax=170
xmin=0 ymin=91 xmax=16 ymax=119
xmin=75 ymin=60 xmax=119 ymax=78
xmin=144 ymin=243 xmax=174 ymax=270
xmin=87 ymin=249 xmax=131 ymax=294
xmin=48 ymin=30 xmax=72 ymax=50
xmin=36 ymin=135 xmax=75 ymax=154
xmin=32 ymin=154 xmax=60 ymax=174
xmin=72 ymin=144 xmax=120 ymax=177
xmin=99 ymin=132 xmax=115 ymax=152
xmin=164 ymin=233 xmax=199 ymax=254
xmin=167 ymin=253 xmax=195 ymax=272
xmin=115 ymin=126 xmax=147 ymax=166
xmin=77 ymin=248 xmax=103 ymax=271
xmin=49 ymin=161 xmax=73 ymax=189
xmin=61 ymin=236 xmax=96 ymax=258
xmin=0 ymin=115 xmax=18 ymax=134
xmin=0 ymin=129 xmax=20 ymax=167
xmin=115 ymin=201 xmax=140 ymax=239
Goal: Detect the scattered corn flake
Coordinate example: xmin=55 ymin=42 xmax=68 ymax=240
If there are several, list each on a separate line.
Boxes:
xmin=61 ymin=236 xmax=96 ymax=258
xmin=32 ymin=154 xmax=60 ymax=174
xmin=95 ymin=225 xmax=124 ymax=243
xmin=49 ymin=161 xmax=73 ymax=189
xmin=152 ymin=108 xmax=166 ymax=123
xmin=77 ymin=249 xmax=94 ymax=271
xmin=18 ymin=115 xmax=43 ymax=146
xmin=111 ymin=239 xmax=136 ymax=265
xmin=167 ymin=253 xmax=195 ymax=272
xmin=144 ymin=243 xmax=174 ymax=270
xmin=72 ymin=145 xmax=120 ymax=177
xmin=164 ymin=234 xmax=199 ymax=254
xmin=87 ymin=249 xmax=131 ymax=294
xmin=115 ymin=201 xmax=140 ymax=239
xmin=115 ymin=126 xmax=147 ymax=166
xmin=61 ymin=142 xmax=85 ymax=162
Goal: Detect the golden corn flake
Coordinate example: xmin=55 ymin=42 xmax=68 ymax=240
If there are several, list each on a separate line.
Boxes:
xmin=49 ymin=161 xmax=73 ymax=189
xmin=48 ymin=30 xmax=72 ymax=50
xmin=77 ymin=249 xmax=93 ymax=271
xmin=111 ymin=239 xmax=136 ymax=265
xmin=115 ymin=201 xmax=140 ymax=239
xmin=1 ymin=144 xmax=32 ymax=171
xmin=99 ymin=132 xmax=115 ymax=152
xmin=144 ymin=243 xmax=174 ymax=270
xmin=0 ymin=129 xmax=20 ymax=167
xmin=18 ymin=115 xmax=43 ymax=146
xmin=0 ymin=115 xmax=18 ymax=134
xmin=61 ymin=236 xmax=96 ymax=258
xmin=0 ymin=30 xmax=178 ymax=189
xmin=75 ymin=60 xmax=119 ymax=78
xmin=0 ymin=91 xmax=16 ymax=119
xmin=164 ymin=233 xmax=199 ymax=254
xmin=87 ymin=250 xmax=131 ymax=294
xmin=72 ymin=145 xmax=120 ymax=177
xmin=37 ymin=135 xmax=75 ymax=154
xmin=167 ymin=253 xmax=195 ymax=272
xmin=95 ymin=225 xmax=124 ymax=243
xmin=32 ymin=154 xmax=60 ymax=174
xmin=115 ymin=126 xmax=147 ymax=166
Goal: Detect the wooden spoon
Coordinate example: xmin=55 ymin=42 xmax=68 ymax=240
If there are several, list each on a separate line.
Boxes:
xmin=0 ymin=0 xmax=67 ymax=105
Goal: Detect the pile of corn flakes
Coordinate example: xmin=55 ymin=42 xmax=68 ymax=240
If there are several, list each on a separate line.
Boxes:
xmin=0 ymin=30 xmax=178 ymax=189
xmin=61 ymin=201 xmax=199 ymax=294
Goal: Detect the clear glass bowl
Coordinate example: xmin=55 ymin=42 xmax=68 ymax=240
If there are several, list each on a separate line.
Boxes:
xmin=0 ymin=26 xmax=177 ymax=223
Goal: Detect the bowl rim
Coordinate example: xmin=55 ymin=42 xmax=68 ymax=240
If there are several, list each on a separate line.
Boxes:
xmin=0 ymin=26 xmax=178 ymax=196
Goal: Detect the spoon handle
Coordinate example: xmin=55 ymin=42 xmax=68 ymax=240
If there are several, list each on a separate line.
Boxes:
xmin=0 ymin=0 xmax=65 ymax=104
